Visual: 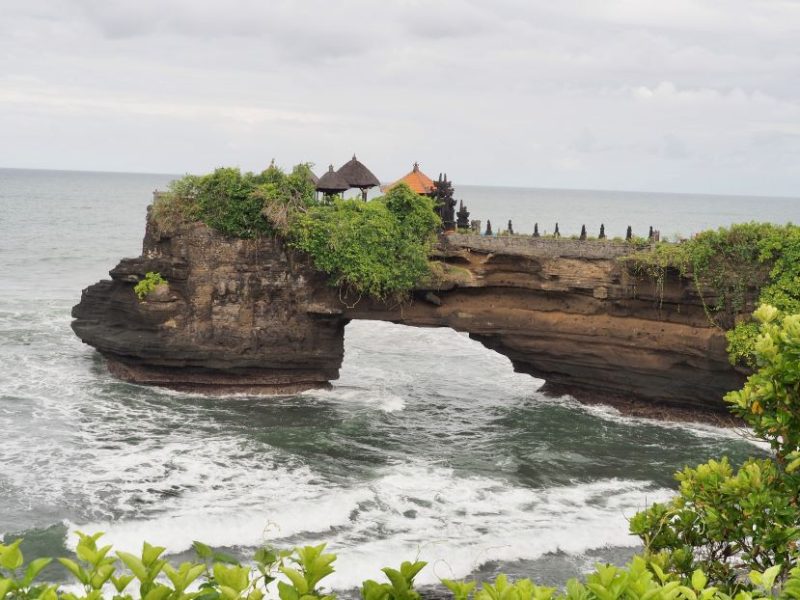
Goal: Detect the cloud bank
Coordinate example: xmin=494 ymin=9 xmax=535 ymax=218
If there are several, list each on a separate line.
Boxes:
xmin=1 ymin=0 xmax=799 ymax=195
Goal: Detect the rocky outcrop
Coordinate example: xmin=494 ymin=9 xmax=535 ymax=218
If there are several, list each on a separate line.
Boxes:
xmin=72 ymin=215 xmax=749 ymax=409
xmin=72 ymin=215 xmax=346 ymax=393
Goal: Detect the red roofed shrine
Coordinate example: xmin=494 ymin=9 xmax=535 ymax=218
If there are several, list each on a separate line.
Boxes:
xmin=383 ymin=162 xmax=435 ymax=195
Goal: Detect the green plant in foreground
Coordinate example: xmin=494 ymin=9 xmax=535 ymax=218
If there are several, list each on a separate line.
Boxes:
xmin=0 ymin=539 xmax=54 ymax=600
xmin=631 ymin=304 xmax=800 ymax=589
xmin=6 ymin=531 xmax=800 ymax=600
xmin=362 ymin=560 xmax=426 ymax=600
xmin=134 ymin=272 xmax=166 ymax=300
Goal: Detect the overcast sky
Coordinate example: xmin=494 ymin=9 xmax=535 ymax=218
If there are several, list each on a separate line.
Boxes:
xmin=2 ymin=1 xmax=799 ymax=196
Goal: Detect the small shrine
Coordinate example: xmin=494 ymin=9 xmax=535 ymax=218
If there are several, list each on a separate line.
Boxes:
xmin=336 ymin=155 xmax=380 ymax=201
xmin=383 ymin=162 xmax=435 ymax=195
xmin=315 ymin=165 xmax=349 ymax=201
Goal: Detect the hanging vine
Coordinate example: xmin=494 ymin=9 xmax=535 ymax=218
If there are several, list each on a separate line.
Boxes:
xmin=623 ymin=223 xmax=800 ymax=364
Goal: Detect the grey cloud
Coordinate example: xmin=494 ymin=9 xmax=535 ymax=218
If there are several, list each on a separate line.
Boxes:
xmin=1 ymin=0 xmax=799 ymax=196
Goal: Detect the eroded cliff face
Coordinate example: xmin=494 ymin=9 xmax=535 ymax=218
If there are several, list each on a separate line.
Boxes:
xmin=72 ymin=215 xmax=346 ymax=393
xmin=72 ymin=216 xmax=747 ymax=409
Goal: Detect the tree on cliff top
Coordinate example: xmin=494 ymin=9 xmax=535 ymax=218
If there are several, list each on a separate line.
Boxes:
xmin=288 ymin=184 xmax=440 ymax=301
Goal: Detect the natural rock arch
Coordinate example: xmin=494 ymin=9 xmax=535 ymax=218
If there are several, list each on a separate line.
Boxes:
xmin=72 ymin=217 xmax=745 ymax=410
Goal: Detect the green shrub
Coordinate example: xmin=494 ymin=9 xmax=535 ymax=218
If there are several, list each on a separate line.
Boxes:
xmin=134 ymin=272 xmax=166 ymax=300
xmin=3 ymin=531 xmax=800 ymax=600
xmin=289 ymin=184 xmax=440 ymax=300
xmin=726 ymin=225 xmax=800 ymax=365
xmin=152 ymin=177 xmax=201 ymax=233
xmin=624 ymin=223 xmax=800 ymax=363
xmin=631 ymin=305 xmax=800 ymax=589
xmin=153 ymin=163 xmax=317 ymax=238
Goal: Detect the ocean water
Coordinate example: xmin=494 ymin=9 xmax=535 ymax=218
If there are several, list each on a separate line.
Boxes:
xmin=0 ymin=168 xmax=791 ymax=590
xmin=456 ymin=185 xmax=800 ymax=238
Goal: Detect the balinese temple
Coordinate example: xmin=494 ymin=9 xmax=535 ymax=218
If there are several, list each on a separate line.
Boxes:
xmin=382 ymin=162 xmax=435 ymax=195
xmin=384 ymin=163 xmax=473 ymax=234
xmin=336 ymin=155 xmax=380 ymax=201
xmin=315 ymin=165 xmax=349 ymax=201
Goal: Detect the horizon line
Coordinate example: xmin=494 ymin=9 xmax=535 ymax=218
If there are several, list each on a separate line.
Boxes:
xmin=1 ymin=165 xmax=798 ymax=202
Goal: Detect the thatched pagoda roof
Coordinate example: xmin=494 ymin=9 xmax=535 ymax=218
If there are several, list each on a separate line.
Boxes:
xmin=307 ymin=169 xmax=319 ymax=185
xmin=315 ymin=165 xmax=349 ymax=193
xmin=336 ymin=154 xmax=380 ymax=189
xmin=384 ymin=162 xmax=434 ymax=195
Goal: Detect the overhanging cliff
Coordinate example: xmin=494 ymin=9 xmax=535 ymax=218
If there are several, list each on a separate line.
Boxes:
xmin=72 ymin=215 xmax=748 ymax=410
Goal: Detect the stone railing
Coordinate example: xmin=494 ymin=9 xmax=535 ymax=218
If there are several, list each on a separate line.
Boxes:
xmin=443 ymin=232 xmax=653 ymax=259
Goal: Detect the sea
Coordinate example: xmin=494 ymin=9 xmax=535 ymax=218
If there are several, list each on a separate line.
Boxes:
xmin=0 ymin=167 xmax=797 ymax=590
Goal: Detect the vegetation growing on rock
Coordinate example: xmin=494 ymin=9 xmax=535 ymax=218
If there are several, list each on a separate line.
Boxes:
xmin=152 ymin=165 xmax=440 ymax=301
xmin=288 ymin=184 xmax=440 ymax=301
xmin=625 ymin=223 xmax=800 ymax=364
xmin=153 ymin=164 xmax=317 ymax=238
xmin=133 ymin=272 xmax=166 ymax=300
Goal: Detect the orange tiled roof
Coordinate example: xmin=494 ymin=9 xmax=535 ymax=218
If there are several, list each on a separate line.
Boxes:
xmin=384 ymin=162 xmax=434 ymax=195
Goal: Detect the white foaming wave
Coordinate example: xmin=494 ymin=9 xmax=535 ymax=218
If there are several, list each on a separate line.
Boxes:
xmin=303 ymin=386 xmax=407 ymax=413
xmin=65 ymin=484 xmax=371 ymax=554
xmin=64 ymin=462 xmax=672 ymax=590
xmin=323 ymin=466 xmax=673 ymax=588
xmin=534 ymin=393 xmax=766 ymax=448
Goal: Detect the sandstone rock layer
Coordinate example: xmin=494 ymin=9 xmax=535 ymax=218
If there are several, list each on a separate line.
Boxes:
xmin=72 ymin=217 xmax=747 ymax=410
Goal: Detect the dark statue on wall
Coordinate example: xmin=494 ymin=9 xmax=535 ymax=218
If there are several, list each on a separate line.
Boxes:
xmin=456 ymin=200 xmax=470 ymax=230
xmin=431 ymin=173 xmax=457 ymax=231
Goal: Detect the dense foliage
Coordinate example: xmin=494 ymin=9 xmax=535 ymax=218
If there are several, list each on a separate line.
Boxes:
xmin=153 ymin=164 xmax=317 ymax=238
xmin=134 ymin=272 xmax=166 ymax=300
xmin=631 ymin=305 xmax=800 ymax=589
xmin=625 ymin=223 xmax=800 ymax=363
xmin=152 ymin=166 xmax=441 ymax=300
xmin=6 ymin=530 xmax=800 ymax=600
xmin=288 ymin=184 xmax=440 ymax=300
